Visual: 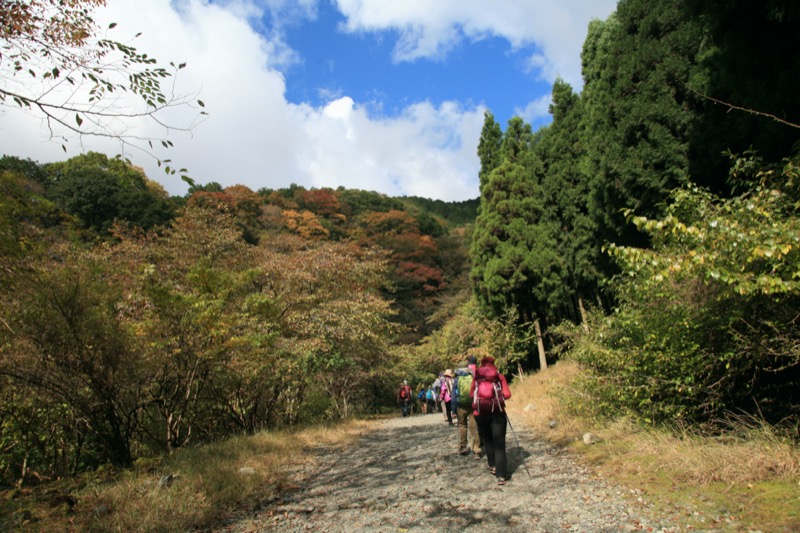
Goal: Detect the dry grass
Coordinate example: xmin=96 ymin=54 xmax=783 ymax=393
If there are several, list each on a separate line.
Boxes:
xmin=507 ymin=360 xmax=586 ymax=444
xmin=508 ymin=361 xmax=800 ymax=531
xmin=5 ymin=419 xmax=373 ymax=532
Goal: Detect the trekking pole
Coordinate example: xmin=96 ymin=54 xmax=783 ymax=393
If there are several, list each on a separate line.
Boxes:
xmin=505 ymin=412 xmax=531 ymax=478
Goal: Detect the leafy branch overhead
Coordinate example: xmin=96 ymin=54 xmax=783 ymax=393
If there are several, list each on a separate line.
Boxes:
xmin=609 ymin=154 xmax=800 ymax=297
xmin=0 ymin=0 xmax=206 ymax=174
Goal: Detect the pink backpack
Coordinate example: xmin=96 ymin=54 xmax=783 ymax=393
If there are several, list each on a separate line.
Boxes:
xmin=473 ymin=368 xmax=505 ymax=415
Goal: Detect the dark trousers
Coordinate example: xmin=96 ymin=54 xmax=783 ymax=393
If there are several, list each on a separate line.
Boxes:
xmin=475 ymin=412 xmax=508 ymax=478
xmin=443 ymin=400 xmax=453 ymax=424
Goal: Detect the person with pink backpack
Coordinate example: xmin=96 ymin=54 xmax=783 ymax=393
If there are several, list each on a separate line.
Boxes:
xmin=470 ymin=355 xmax=512 ymax=485
xmin=440 ymin=369 xmax=455 ymax=426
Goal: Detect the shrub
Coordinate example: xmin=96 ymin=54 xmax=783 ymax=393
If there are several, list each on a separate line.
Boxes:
xmin=566 ymin=154 xmax=800 ymax=429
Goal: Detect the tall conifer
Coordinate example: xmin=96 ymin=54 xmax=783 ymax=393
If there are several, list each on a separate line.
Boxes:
xmin=580 ymin=1 xmax=703 ymax=250
xmin=477 ymin=111 xmax=503 ymax=192
xmin=535 ymin=79 xmax=599 ymax=323
xmin=470 ymin=118 xmax=561 ymax=325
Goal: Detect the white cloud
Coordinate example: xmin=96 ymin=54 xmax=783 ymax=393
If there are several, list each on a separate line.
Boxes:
xmin=334 ymin=0 xmax=617 ymax=88
xmin=0 ymin=0 xmax=486 ymax=201
xmin=295 ymin=97 xmax=484 ymax=199
xmin=1 ymin=0 xmax=618 ymax=202
xmin=515 ymin=94 xmax=553 ymax=127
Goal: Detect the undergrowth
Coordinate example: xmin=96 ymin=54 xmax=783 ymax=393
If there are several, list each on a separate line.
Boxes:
xmin=0 ymin=420 xmax=372 ymax=532
xmin=508 ymin=360 xmax=800 ymax=532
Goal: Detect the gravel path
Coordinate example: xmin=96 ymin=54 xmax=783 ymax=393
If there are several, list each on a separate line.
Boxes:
xmin=215 ymin=413 xmax=723 ymax=532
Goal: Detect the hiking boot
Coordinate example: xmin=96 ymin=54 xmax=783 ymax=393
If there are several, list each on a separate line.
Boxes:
xmin=459 ymin=447 xmax=470 ymax=456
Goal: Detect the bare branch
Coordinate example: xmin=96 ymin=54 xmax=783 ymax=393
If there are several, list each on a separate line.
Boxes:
xmin=0 ymin=0 xmax=205 ymax=174
xmin=684 ymin=82 xmax=800 ymax=130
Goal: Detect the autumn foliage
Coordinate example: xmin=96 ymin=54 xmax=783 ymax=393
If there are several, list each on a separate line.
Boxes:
xmin=0 ymin=161 xmax=473 ymax=486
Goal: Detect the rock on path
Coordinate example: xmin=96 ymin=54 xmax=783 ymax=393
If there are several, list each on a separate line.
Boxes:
xmin=214 ymin=414 xmax=720 ymax=532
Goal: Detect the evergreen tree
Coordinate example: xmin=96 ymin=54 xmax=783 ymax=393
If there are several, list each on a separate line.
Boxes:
xmin=470 ymin=118 xmax=562 ymax=325
xmin=685 ymin=0 xmax=800 ymax=186
xmin=44 ymin=152 xmax=174 ymax=233
xmin=476 ymin=111 xmax=503 ymax=192
xmin=580 ymin=1 xmax=703 ymax=250
xmin=535 ymin=79 xmax=600 ymax=323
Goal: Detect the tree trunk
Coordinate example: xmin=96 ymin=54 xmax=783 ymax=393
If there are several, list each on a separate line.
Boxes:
xmin=534 ymin=319 xmax=547 ymax=371
xmin=578 ymin=295 xmax=590 ymax=332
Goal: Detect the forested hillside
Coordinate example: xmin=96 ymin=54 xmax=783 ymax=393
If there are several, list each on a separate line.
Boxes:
xmin=0 ymin=153 xmax=475 ymax=484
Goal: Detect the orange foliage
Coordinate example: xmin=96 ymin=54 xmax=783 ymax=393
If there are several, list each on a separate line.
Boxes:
xmin=187 ymin=191 xmax=234 ymax=212
xmin=1 ymin=0 xmax=105 ymax=45
xmin=301 ymin=189 xmax=340 ymax=217
xmin=361 ymin=210 xmax=419 ymax=235
xmin=396 ymin=261 xmax=445 ymax=293
xmin=282 ymin=209 xmax=329 ymax=239
xmin=224 ymin=184 xmax=262 ymax=217
xmin=381 ymin=233 xmax=438 ymax=262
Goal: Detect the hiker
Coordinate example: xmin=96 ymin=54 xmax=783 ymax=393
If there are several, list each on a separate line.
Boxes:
xmin=471 ymin=355 xmax=512 ymax=485
xmin=431 ymin=373 xmax=443 ymax=413
xmin=426 ymin=385 xmax=437 ymax=414
xmin=417 ymin=386 xmax=428 ymax=414
xmin=397 ymin=380 xmax=413 ymax=417
xmin=452 ymin=355 xmax=481 ymax=457
xmin=441 ymin=369 xmax=455 ymax=426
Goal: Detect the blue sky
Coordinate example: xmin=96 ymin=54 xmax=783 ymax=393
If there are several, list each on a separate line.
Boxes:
xmin=0 ymin=0 xmax=618 ymax=201
xmin=280 ymin=2 xmax=553 ymax=130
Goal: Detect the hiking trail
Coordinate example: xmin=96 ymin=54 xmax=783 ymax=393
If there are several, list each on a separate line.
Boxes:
xmin=213 ymin=413 xmax=739 ymax=532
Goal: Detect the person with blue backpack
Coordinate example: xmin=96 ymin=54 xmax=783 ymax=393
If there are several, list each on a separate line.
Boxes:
xmin=417 ymin=386 xmax=428 ymax=414
xmin=425 ymin=385 xmax=436 ymax=414
xmin=471 ymin=355 xmax=512 ymax=485
xmin=452 ymin=355 xmax=481 ymax=457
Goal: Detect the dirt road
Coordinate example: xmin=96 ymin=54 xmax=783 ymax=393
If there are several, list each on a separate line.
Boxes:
xmin=215 ymin=413 xmax=722 ymax=532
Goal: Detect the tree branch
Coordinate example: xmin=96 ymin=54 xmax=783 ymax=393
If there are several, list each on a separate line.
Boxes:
xmin=684 ymin=83 xmax=800 ymax=130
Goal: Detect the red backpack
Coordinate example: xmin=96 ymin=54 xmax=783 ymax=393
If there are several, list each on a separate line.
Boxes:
xmin=399 ymin=385 xmax=411 ymax=400
xmin=473 ymin=368 xmax=505 ymax=415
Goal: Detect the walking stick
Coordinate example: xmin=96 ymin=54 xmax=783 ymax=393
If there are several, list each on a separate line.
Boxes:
xmin=505 ymin=412 xmax=531 ymax=477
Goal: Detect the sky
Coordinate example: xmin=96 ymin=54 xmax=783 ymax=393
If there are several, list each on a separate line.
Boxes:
xmin=0 ymin=0 xmax=618 ymax=201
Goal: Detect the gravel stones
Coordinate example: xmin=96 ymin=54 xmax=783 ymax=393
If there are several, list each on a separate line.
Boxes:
xmin=215 ymin=415 xmax=727 ymax=532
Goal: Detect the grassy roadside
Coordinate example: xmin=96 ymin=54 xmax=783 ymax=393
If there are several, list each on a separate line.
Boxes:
xmin=507 ymin=361 xmax=800 ymax=532
xmin=1 ymin=419 xmax=376 ymax=532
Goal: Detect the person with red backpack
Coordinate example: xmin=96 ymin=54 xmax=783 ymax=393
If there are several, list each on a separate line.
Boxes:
xmin=397 ymin=380 xmax=413 ymax=417
xmin=470 ymin=355 xmax=512 ymax=485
